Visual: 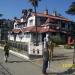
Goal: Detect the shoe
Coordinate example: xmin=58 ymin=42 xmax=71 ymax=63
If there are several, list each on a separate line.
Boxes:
xmin=43 ymin=73 xmax=48 ymax=75
xmin=42 ymin=72 xmax=48 ymax=75
xmin=5 ymin=59 xmax=8 ymax=63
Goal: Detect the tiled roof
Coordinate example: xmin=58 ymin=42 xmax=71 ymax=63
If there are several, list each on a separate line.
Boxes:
xmin=12 ymin=29 xmax=22 ymax=33
xmin=22 ymin=26 xmax=56 ymax=33
xmin=12 ymin=26 xmax=57 ymax=33
xmin=32 ymin=13 xmax=70 ymax=22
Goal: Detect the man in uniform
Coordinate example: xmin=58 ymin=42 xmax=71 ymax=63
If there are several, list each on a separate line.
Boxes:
xmin=42 ymin=38 xmax=49 ymax=75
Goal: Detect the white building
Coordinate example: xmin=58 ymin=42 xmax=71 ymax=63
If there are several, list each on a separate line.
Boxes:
xmin=8 ymin=10 xmax=71 ymax=55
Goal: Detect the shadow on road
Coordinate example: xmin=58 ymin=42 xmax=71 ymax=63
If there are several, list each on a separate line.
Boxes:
xmin=48 ymin=65 xmax=75 ymax=75
xmin=7 ymin=60 xmax=30 ymax=63
xmin=52 ymin=54 xmax=72 ymax=61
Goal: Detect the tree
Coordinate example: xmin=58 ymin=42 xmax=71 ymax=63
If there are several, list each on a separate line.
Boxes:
xmin=28 ymin=0 xmax=41 ymax=7
xmin=0 ymin=14 xmax=3 ymax=17
xmin=66 ymin=2 xmax=75 ymax=15
xmin=66 ymin=2 xmax=75 ymax=64
xmin=28 ymin=0 xmax=41 ymax=45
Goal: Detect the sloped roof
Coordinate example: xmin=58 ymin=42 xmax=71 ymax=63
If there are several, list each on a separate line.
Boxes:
xmin=12 ymin=26 xmax=57 ymax=33
xmin=22 ymin=26 xmax=56 ymax=33
xmin=12 ymin=29 xmax=22 ymax=33
xmin=32 ymin=12 xmax=70 ymax=22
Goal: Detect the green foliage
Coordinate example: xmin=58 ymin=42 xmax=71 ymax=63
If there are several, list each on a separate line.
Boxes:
xmin=28 ymin=0 xmax=41 ymax=7
xmin=64 ymin=44 xmax=72 ymax=49
xmin=50 ymin=35 xmax=65 ymax=45
xmin=66 ymin=2 xmax=75 ymax=15
xmin=0 ymin=14 xmax=3 ymax=17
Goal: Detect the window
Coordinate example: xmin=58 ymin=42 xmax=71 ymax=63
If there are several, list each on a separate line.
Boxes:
xmin=37 ymin=49 xmax=39 ymax=54
xmin=33 ymin=49 xmax=35 ymax=53
xmin=26 ymin=33 xmax=30 ymax=38
xmin=61 ymin=22 xmax=65 ymax=28
xmin=15 ymin=25 xmax=18 ymax=28
xmin=29 ymin=19 xmax=33 ymax=25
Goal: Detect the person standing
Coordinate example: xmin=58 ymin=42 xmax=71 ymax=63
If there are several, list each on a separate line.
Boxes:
xmin=42 ymin=38 xmax=49 ymax=75
xmin=48 ymin=40 xmax=54 ymax=60
xmin=4 ymin=41 xmax=10 ymax=62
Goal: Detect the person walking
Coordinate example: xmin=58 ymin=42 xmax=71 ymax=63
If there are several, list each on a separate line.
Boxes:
xmin=42 ymin=38 xmax=49 ymax=75
xmin=4 ymin=41 xmax=10 ymax=62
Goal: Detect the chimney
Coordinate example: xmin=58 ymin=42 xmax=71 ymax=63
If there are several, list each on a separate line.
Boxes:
xmin=44 ymin=9 xmax=48 ymax=15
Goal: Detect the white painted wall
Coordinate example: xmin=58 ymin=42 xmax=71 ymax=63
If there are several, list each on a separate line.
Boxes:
xmin=9 ymin=33 xmax=31 ymax=42
xmin=8 ymin=35 xmax=14 ymax=41
xmin=27 ymin=16 xmax=35 ymax=27
xmin=21 ymin=18 xmax=23 ymax=22
xmin=14 ymin=22 xmax=18 ymax=29
xmin=28 ymin=42 xmax=43 ymax=55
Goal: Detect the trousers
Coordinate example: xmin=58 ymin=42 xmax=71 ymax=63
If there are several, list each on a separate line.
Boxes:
xmin=42 ymin=60 xmax=48 ymax=73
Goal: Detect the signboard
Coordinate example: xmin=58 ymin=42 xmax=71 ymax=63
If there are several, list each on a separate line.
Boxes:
xmin=28 ymin=42 xmax=43 ymax=55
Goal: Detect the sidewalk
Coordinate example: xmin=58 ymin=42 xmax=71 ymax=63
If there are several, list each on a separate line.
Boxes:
xmin=0 ymin=46 xmax=75 ymax=74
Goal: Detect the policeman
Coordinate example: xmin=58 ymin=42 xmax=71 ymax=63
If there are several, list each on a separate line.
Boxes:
xmin=42 ymin=38 xmax=49 ymax=75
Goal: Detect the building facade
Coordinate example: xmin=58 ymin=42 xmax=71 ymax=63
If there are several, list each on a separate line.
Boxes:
xmin=0 ymin=19 xmax=14 ymax=41
xmin=8 ymin=10 xmax=74 ymax=55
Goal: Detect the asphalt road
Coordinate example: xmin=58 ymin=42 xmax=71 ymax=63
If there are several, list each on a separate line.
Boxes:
xmin=0 ymin=46 xmax=75 ymax=75
xmin=0 ymin=49 xmax=42 ymax=75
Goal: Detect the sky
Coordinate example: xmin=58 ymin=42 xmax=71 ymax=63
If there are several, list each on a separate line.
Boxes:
xmin=0 ymin=0 xmax=75 ymax=21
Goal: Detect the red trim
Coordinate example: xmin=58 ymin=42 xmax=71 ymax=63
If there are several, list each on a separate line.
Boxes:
xmin=32 ymin=12 xmax=70 ymax=22
xmin=12 ymin=29 xmax=22 ymax=33
xmin=22 ymin=26 xmax=56 ymax=33
xmin=68 ymin=36 xmax=74 ymax=45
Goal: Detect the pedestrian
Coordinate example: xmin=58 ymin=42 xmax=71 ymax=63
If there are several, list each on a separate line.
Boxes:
xmin=4 ymin=41 xmax=10 ymax=62
xmin=42 ymin=38 xmax=49 ymax=75
xmin=48 ymin=40 xmax=54 ymax=60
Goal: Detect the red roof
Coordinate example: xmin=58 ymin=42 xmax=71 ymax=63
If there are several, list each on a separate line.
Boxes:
xmin=22 ymin=26 xmax=56 ymax=33
xmin=32 ymin=13 xmax=70 ymax=22
xmin=12 ymin=29 xmax=22 ymax=33
xmin=12 ymin=26 xmax=57 ymax=33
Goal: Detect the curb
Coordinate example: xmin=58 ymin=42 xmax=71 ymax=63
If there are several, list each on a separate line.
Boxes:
xmin=0 ymin=46 xmax=42 ymax=67
xmin=9 ymin=50 xmax=30 ymax=60
xmin=0 ymin=46 xmax=30 ymax=60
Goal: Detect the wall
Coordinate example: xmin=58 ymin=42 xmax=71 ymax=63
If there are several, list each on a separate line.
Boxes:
xmin=8 ymin=34 xmax=14 ymax=41
xmin=27 ymin=16 xmax=35 ymax=27
xmin=28 ymin=42 xmax=43 ymax=55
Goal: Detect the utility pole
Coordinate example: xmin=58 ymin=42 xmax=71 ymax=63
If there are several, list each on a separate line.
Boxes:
xmin=73 ymin=40 xmax=75 ymax=64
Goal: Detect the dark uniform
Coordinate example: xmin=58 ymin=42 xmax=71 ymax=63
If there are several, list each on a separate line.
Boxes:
xmin=42 ymin=40 xmax=49 ymax=74
xmin=4 ymin=41 xmax=10 ymax=62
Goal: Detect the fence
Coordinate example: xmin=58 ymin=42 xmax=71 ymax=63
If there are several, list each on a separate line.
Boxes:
xmin=0 ymin=40 xmax=28 ymax=52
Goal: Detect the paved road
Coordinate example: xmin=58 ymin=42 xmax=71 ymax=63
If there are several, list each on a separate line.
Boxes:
xmin=0 ymin=49 xmax=42 ymax=75
xmin=0 ymin=63 xmax=12 ymax=75
xmin=0 ymin=46 xmax=75 ymax=75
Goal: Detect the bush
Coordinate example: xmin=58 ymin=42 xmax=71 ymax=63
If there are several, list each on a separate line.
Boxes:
xmin=50 ymin=35 xmax=65 ymax=45
xmin=64 ymin=44 xmax=72 ymax=49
